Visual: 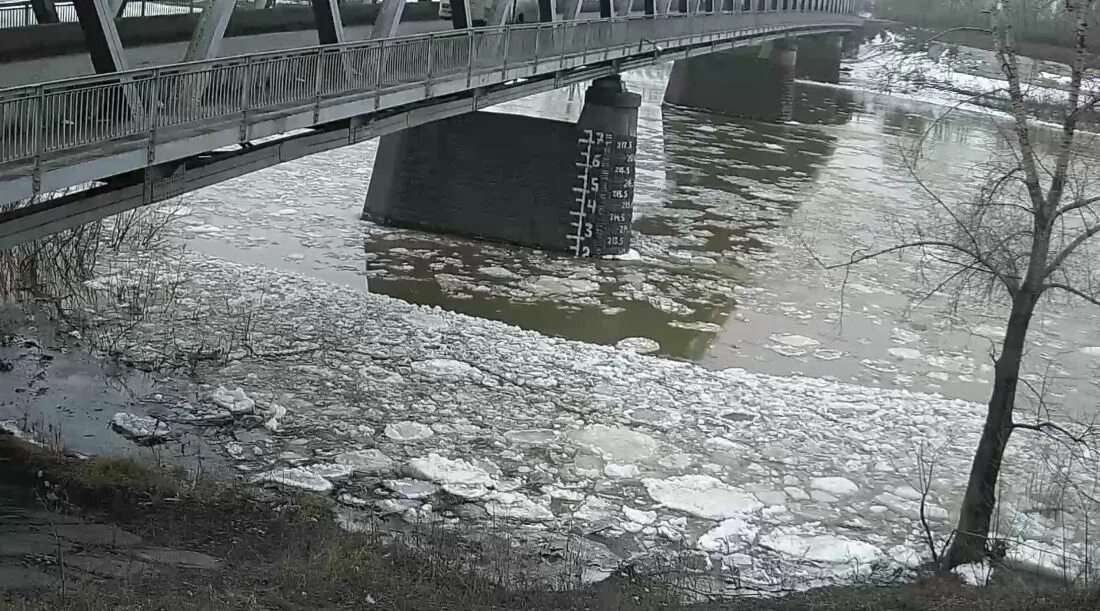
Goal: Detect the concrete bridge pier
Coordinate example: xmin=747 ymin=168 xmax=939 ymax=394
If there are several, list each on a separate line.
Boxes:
xmin=663 ymin=39 xmax=800 ymax=123
xmin=362 ymin=75 xmax=641 ymax=257
xmin=795 ymin=34 xmax=844 ymax=84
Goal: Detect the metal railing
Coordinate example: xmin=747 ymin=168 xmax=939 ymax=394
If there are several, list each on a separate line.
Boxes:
xmin=0 ymin=0 xmax=201 ymax=28
xmin=0 ymin=6 xmax=857 ymax=166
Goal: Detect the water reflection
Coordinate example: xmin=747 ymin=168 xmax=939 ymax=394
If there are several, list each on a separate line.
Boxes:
xmin=143 ymin=61 xmax=1099 ymax=409
xmin=359 ymin=78 xmax=855 ymax=360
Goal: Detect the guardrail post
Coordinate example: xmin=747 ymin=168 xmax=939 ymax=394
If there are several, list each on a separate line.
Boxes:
xmin=425 ymin=35 xmax=435 ymax=96
xmin=466 ymin=32 xmax=475 ymax=89
xmin=375 ymin=41 xmax=386 ymax=109
xmin=239 ymin=56 xmax=252 ymax=142
xmin=147 ymin=69 xmax=160 ymax=164
xmin=313 ymin=50 xmax=324 ymax=123
xmin=32 ymin=86 xmax=45 ymax=196
xmin=501 ymin=26 xmax=510 ymax=80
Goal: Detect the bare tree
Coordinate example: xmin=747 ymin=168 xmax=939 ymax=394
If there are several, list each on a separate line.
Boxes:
xmin=837 ymin=0 xmax=1100 ymax=569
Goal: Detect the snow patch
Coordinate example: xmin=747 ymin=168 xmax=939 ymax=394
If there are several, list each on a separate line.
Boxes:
xmin=953 ymin=560 xmax=993 ymax=586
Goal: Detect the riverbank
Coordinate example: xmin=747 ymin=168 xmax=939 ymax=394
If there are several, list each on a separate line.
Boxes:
xmin=1 ymin=434 xmax=1094 ymax=611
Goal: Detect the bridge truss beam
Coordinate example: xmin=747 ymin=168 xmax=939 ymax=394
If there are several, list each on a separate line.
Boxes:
xmin=561 ymin=0 xmax=583 ymax=19
xmin=371 ymin=0 xmax=405 ymax=38
xmin=310 ymin=0 xmax=345 ymax=44
xmin=30 ymin=0 xmax=60 ymax=24
xmin=72 ymin=0 xmax=128 ymax=73
xmin=183 ymin=0 xmax=236 ymax=61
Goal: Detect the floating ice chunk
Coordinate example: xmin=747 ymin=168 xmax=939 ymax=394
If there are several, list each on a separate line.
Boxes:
xmin=657 ymin=453 xmax=695 ymax=470
xmin=526 ymin=276 xmax=600 ymax=295
xmin=411 ymin=359 xmax=479 ymax=379
xmin=891 ymin=328 xmax=921 ymax=344
xmin=698 ymin=517 xmax=760 ymax=553
xmin=604 ymin=463 xmax=640 ymax=479
xmin=486 ymin=492 xmax=554 ymax=522
xmin=1080 ymin=347 xmax=1100 ymax=357
xmin=335 ymin=449 xmax=395 ymax=474
xmin=615 ymin=337 xmax=661 ymax=354
xmin=264 ymin=403 xmax=287 ymax=432
xmin=479 ymin=266 xmax=520 ymax=279
xmin=252 ymin=467 xmax=333 ymax=493
xmin=861 ymin=359 xmax=899 ymax=373
xmin=813 ymin=349 xmax=844 ymax=361
xmin=307 ymin=463 xmax=354 ymax=482
xmin=769 ymin=334 xmax=820 ymax=348
xmin=442 ymin=483 xmax=490 ymax=499
xmin=643 ymin=475 xmax=763 ymax=520
xmin=360 ymin=365 xmax=404 ymax=385
xmin=891 ymin=485 xmax=922 ymax=501
xmin=211 ymin=386 xmax=255 ymax=414
xmin=505 ymin=429 xmax=558 ymax=445
xmin=622 ymin=505 xmax=657 ymax=525
xmin=785 ymin=486 xmax=809 ymax=501
xmin=668 ymin=320 xmax=722 ymax=333
xmin=575 ymin=496 xmax=616 ymax=523
xmin=567 ymin=425 xmax=659 ymax=462
xmin=810 ymin=477 xmax=859 ymax=496
xmin=110 ymin=413 xmax=170 ymax=443
xmin=385 ymin=421 xmax=434 ymax=442
xmin=384 ymin=479 xmax=438 ymax=499
xmin=760 ymin=529 xmax=882 ymax=565
xmin=953 ymin=560 xmax=992 ymax=586
xmin=405 ymin=453 xmax=495 ymax=487
xmin=888 ymin=347 xmax=922 ymax=360
xmin=603 ymin=249 xmax=642 ymax=261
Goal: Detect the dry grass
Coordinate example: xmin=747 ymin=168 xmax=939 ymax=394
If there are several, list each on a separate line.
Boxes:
xmin=1 ymin=435 xmax=1098 ymax=611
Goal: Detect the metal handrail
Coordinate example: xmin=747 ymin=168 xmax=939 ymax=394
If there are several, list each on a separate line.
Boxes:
xmin=0 ymin=7 xmax=858 ymax=165
xmin=0 ymin=0 xmax=201 ymax=28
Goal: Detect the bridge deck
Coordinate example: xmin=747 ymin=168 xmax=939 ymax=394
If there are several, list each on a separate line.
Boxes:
xmin=0 ymin=7 xmax=861 ymax=223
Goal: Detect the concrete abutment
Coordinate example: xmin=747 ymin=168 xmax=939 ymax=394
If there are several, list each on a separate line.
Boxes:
xmin=362 ymin=75 xmax=640 ymax=257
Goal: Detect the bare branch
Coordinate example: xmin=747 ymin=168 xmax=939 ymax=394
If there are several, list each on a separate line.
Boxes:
xmin=1012 ymin=421 xmax=1095 ymax=445
xmin=1041 ymin=281 xmax=1100 ymax=307
xmin=1056 ymin=194 xmax=1100 ymax=218
xmin=1044 ymin=223 xmax=1100 ymax=278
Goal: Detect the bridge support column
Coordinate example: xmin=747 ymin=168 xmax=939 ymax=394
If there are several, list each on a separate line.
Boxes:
xmin=362 ymin=75 xmax=640 ymax=257
xmin=663 ymin=40 xmax=797 ymax=122
xmin=795 ymin=34 xmax=843 ymax=84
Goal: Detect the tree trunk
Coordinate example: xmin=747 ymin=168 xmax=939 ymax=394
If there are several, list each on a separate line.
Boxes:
xmin=942 ymin=293 xmax=1036 ymax=569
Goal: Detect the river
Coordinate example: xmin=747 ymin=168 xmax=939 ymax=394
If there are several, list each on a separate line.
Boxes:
xmin=172 ymin=61 xmax=1100 ymax=418
xmin=6 ymin=42 xmax=1100 ymax=591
